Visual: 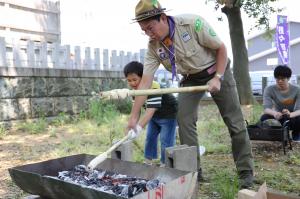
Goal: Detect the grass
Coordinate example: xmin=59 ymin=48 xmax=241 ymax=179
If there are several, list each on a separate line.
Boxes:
xmin=1 ymin=102 xmax=300 ymax=199
xmin=0 ymin=124 xmax=7 ymax=139
xmin=16 ymin=118 xmax=47 ymax=134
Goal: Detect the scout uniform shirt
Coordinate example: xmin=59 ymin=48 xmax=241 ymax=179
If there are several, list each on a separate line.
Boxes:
xmin=143 ymin=14 xmax=223 ymax=76
xmin=142 ymin=81 xmax=177 ymax=119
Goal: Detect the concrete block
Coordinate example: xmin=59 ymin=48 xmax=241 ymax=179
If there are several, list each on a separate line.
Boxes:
xmin=165 ymin=145 xmax=197 ymax=172
xmin=111 ymin=140 xmax=133 ymax=162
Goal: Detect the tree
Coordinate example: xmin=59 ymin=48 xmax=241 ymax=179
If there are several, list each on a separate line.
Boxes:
xmin=211 ymin=0 xmax=281 ymax=105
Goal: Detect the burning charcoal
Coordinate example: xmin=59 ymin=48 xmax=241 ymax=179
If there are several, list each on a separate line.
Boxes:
xmin=146 ymin=179 xmax=160 ymax=190
xmin=55 ymin=165 xmax=164 ymax=198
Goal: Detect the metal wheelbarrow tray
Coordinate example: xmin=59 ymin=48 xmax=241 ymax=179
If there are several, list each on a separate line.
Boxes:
xmin=247 ymin=121 xmax=292 ymax=154
xmin=9 ymin=154 xmax=197 ymax=199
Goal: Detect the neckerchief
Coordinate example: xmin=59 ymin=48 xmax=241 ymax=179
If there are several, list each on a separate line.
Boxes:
xmin=162 ymin=16 xmax=176 ymax=81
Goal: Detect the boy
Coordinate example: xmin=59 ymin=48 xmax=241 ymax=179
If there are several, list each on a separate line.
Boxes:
xmin=124 ymin=61 xmax=177 ymax=165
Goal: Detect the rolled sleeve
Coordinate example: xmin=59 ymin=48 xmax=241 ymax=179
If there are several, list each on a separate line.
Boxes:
xmin=143 ymin=45 xmax=160 ymax=76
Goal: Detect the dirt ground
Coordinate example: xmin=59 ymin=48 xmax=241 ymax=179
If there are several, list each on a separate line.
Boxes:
xmin=1 ymin=127 xmax=300 ymax=199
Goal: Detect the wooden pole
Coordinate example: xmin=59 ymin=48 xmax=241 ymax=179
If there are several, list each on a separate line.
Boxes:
xmin=98 ymin=85 xmax=209 ymax=99
xmin=130 ymin=85 xmax=209 ymax=96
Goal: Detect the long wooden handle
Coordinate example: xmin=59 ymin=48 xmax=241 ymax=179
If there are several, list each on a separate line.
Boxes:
xmin=129 ymin=85 xmax=209 ymax=96
xmin=98 ymin=85 xmax=209 ymax=99
xmin=106 ymin=134 xmax=131 ymax=154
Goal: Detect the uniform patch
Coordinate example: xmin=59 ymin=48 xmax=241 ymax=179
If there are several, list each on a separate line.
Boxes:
xmin=157 ymin=48 xmax=168 ymax=60
xmin=181 ymin=32 xmax=191 ymax=42
xmin=152 ymin=0 xmax=158 ymax=8
xmin=195 ymin=18 xmax=203 ymax=32
xmin=209 ymin=28 xmax=216 ymax=36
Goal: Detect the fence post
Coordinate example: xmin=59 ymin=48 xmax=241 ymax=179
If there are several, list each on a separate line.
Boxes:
xmin=139 ymin=49 xmax=146 ymax=64
xmin=126 ymin=52 xmax=132 ymax=65
xmin=103 ymin=49 xmax=109 ymax=70
xmin=111 ymin=50 xmax=117 ymax=70
xmin=52 ymin=42 xmax=60 ymax=68
xmin=133 ymin=52 xmax=139 ymax=61
xmin=39 ymin=42 xmax=48 ymax=68
xmin=27 ymin=40 xmax=35 ymax=68
xmin=262 ymin=76 xmax=268 ymax=95
xmin=0 ymin=37 xmax=7 ymax=67
xmin=65 ymin=45 xmax=71 ymax=69
xmin=74 ymin=46 xmax=81 ymax=69
xmin=83 ymin=47 xmax=91 ymax=69
xmin=94 ymin=48 xmax=100 ymax=70
xmin=119 ymin=50 xmax=125 ymax=69
xmin=12 ymin=40 xmax=22 ymax=67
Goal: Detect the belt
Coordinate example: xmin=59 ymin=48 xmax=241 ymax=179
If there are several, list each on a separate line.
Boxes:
xmin=182 ymin=64 xmax=216 ymax=79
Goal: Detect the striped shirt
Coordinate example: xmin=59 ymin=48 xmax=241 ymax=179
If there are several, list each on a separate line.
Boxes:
xmin=144 ymin=81 xmax=178 ymax=119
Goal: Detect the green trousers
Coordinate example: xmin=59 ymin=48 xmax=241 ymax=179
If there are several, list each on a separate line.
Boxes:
xmin=177 ymin=64 xmax=254 ymax=173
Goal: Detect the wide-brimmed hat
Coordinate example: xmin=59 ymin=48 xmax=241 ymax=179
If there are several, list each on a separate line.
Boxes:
xmin=133 ymin=0 xmax=166 ymax=22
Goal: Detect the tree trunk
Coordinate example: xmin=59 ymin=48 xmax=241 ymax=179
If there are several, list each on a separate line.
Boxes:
xmin=222 ymin=6 xmax=255 ymax=105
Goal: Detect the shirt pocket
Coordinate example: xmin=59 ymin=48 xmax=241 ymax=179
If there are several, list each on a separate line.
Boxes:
xmin=177 ymin=42 xmax=206 ymax=70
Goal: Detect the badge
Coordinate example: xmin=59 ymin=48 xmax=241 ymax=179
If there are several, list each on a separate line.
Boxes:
xmin=157 ymin=48 xmax=168 ymax=60
xmin=195 ymin=18 xmax=203 ymax=32
xmin=181 ymin=32 xmax=191 ymax=42
xmin=209 ymin=28 xmax=216 ymax=37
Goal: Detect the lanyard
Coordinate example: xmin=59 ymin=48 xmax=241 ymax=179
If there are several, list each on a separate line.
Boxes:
xmin=162 ymin=16 xmax=176 ymax=81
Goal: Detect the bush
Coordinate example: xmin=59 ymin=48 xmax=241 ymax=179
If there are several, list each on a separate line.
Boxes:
xmin=87 ymin=100 xmax=119 ymax=125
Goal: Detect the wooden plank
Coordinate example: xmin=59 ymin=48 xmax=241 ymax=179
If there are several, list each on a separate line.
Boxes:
xmin=238 ymin=189 xmax=256 ymax=199
xmin=267 ymin=191 xmax=300 ymax=199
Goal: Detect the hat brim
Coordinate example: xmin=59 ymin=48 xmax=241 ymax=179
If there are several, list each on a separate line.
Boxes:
xmin=132 ymin=8 xmax=167 ymax=22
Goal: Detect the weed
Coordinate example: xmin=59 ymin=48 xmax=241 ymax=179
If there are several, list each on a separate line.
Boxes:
xmin=0 ymin=124 xmax=7 ymax=139
xmin=211 ymin=169 xmax=239 ymax=199
xmin=49 ymin=127 xmax=57 ymax=138
xmin=88 ymin=99 xmax=118 ymax=125
xmin=17 ymin=118 xmax=47 ymax=134
xmin=51 ymin=112 xmax=71 ymax=126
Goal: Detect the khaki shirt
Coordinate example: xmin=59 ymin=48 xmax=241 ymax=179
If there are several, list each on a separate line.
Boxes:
xmin=144 ymin=14 xmax=223 ymax=76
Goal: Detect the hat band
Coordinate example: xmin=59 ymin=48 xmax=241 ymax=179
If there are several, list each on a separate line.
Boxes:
xmin=135 ymin=8 xmax=166 ymax=20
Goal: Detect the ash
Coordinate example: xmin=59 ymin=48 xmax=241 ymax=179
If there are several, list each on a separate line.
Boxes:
xmin=56 ymin=165 xmax=164 ymax=198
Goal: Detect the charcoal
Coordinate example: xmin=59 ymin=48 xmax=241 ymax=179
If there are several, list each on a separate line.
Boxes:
xmin=55 ymin=165 xmax=164 ymax=198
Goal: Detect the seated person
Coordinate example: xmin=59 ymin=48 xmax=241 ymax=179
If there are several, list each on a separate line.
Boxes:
xmin=261 ymin=65 xmax=300 ymax=142
xmin=124 ymin=61 xmax=178 ymax=166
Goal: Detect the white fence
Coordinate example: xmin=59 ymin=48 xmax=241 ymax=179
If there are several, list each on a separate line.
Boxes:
xmin=0 ymin=37 xmax=147 ymax=71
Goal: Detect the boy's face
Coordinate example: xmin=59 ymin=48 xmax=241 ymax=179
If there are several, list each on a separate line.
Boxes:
xmin=126 ymin=73 xmax=142 ymax=90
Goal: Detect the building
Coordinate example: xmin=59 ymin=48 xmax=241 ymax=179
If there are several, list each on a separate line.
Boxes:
xmin=0 ymin=0 xmax=60 ymax=43
xmin=247 ymin=21 xmax=300 ymax=75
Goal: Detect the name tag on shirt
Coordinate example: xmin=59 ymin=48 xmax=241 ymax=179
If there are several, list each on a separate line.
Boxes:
xmin=181 ymin=32 xmax=191 ymax=42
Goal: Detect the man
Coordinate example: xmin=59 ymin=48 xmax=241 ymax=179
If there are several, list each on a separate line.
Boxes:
xmin=127 ymin=0 xmax=254 ymax=188
xmin=261 ymin=65 xmax=300 ymax=142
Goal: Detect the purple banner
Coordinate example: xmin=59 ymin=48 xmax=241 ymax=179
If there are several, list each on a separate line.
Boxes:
xmin=275 ymin=15 xmax=289 ymax=65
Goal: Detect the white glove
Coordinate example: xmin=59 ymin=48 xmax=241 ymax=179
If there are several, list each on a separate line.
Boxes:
xmin=100 ymin=89 xmax=130 ymax=100
xmin=128 ymin=125 xmax=143 ymax=140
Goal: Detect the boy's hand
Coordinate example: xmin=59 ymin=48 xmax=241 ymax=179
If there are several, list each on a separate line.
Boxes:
xmin=128 ymin=125 xmax=143 ymax=140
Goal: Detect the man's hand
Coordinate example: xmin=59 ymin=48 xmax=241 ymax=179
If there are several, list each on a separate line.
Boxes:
xmin=282 ymin=109 xmax=291 ymax=118
xmin=273 ymin=111 xmax=283 ymax=120
xmin=208 ymin=76 xmax=221 ymax=93
xmin=128 ymin=125 xmax=143 ymax=140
